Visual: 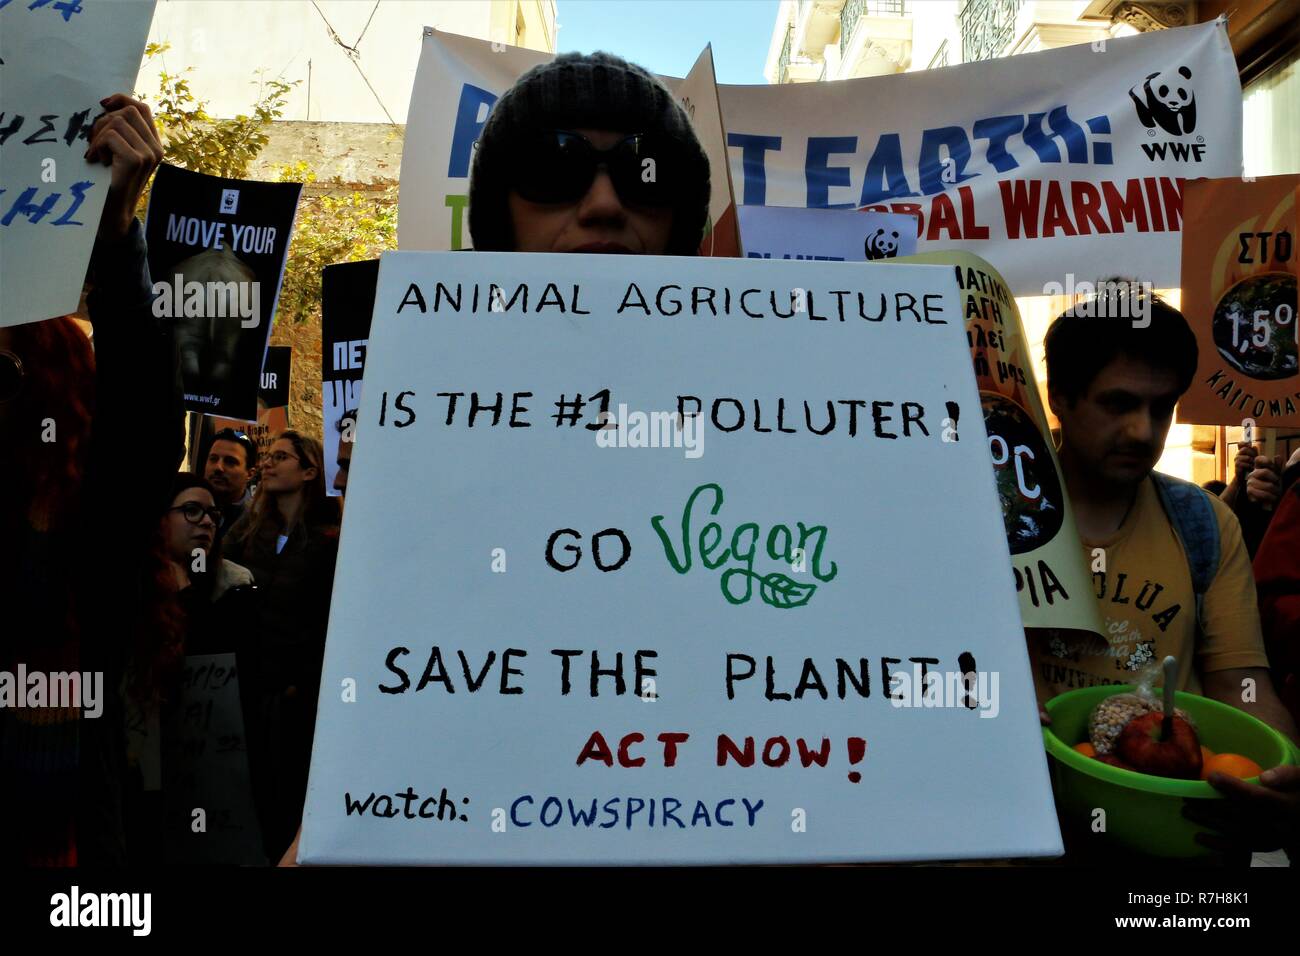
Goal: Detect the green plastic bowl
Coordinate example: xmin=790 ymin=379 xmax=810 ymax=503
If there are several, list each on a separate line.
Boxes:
xmin=1043 ymin=685 xmax=1299 ymax=858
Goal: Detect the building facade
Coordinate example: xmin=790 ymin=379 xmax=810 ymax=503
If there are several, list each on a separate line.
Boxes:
xmin=138 ymin=0 xmax=555 ymax=124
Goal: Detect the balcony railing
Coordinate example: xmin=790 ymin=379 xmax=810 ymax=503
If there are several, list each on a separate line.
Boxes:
xmin=959 ymin=0 xmax=1022 ymax=63
xmin=779 ymin=25 xmax=792 ymax=84
xmin=929 ymin=39 xmax=949 ymax=70
xmin=840 ymin=0 xmax=907 ymax=56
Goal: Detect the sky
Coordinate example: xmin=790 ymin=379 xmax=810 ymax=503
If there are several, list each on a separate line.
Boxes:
xmin=554 ymin=0 xmax=781 ymax=84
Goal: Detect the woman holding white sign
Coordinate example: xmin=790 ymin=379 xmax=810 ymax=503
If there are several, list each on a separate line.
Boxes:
xmin=280 ymin=50 xmax=712 ymax=866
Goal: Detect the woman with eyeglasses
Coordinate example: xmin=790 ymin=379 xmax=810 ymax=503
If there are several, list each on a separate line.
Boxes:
xmin=160 ymin=473 xmax=258 ymax=653
xmin=1 ymin=94 xmax=179 ymax=867
xmin=123 ymin=473 xmax=264 ymax=863
xmin=223 ymin=430 xmax=340 ymax=860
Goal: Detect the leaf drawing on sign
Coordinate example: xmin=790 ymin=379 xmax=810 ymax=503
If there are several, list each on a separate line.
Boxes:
xmin=759 ymin=572 xmax=816 ymax=609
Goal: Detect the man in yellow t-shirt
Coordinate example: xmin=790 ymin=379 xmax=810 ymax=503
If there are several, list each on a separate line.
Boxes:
xmin=1040 ymin=291 xmax=1295 ymax=732
xmin=1041 ymin=478 xmax=1267 ymax=697
xmin=1040 ymin=288 xmax=1299 ymax=859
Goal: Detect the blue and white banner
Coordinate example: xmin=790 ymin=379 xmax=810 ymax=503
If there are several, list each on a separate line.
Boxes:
xmin=399 ymin=20 xmax=1241 ymax=295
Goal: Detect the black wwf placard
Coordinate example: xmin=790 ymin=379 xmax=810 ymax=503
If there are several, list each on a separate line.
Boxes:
xmin=145 ymin=164 xmax=302 ymax=420
xmin=321 ymin=258 xmax=378 ymax=385
xmin=321 ymin=258 xmax=379 ymax=495
xmin=259 ymin=345 xmax=291 ymax=409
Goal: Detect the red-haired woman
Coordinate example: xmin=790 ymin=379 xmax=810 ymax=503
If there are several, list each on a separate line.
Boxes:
xmin=224 ymin=430 xmax=340 ymax=859
xmin=0 ymin=94 xmax=178 ymax=866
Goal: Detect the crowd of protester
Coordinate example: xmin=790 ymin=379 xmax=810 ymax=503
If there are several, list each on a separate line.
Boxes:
xmin=4 ymin=53 xmax=1299 ymax=868
xmin=1206 ymin=446 xmax=1300 ymax=728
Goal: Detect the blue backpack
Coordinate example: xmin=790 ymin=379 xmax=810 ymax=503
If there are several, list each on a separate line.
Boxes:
xmin=1150 ymin=471 xmax=1221 ymax=637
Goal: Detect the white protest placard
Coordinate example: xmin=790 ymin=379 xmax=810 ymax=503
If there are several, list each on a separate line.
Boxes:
xmin=740 ymin=206 xmax=918 ymax=262
xmin=400 ymin=22 xmax=1241 ymax=294
xmin=299 ymin=252 xmax=1061 ymax=865
xmin=162 ymin=653 xmax=265 ymax=865
xmin=0 ymin=0 xmax=157 ymax=327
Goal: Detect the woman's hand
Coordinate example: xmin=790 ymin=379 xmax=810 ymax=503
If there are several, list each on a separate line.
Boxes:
xmin=278 ymin=825 xmax=302 ymax=866
xmin=1247 ymin=455 xmax=1284 ymax=510
xmin=85 ymin=93 xmax=164 ymax=242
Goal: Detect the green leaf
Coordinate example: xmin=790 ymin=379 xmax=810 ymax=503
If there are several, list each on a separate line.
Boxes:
xmin=759 ymin=572 xmax=816 ymax=609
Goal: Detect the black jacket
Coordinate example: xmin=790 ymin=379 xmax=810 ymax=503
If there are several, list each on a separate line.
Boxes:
xmin=0 ymin=219 xmax=185 ymax=867
xmin=80 ymin=220 xmax=187 ymax=867
xmin=222 ymin=516 xmax=339 ymax=856
xmin=222 ymin=517 xmax=339 ymax=700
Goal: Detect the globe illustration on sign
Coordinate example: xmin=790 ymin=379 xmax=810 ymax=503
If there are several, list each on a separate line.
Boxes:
xmin=1212 ymin=273 xmax=1298 ymax=380
xmin=982 ymin=393 xmax=1065 ymax=554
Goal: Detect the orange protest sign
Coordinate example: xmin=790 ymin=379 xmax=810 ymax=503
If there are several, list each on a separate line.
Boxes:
xmin=1178 ymin=175 xmax=1299 ymax=427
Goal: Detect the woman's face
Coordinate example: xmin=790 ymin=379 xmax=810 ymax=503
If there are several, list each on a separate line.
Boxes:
xmin=166 ymin=487 xmax=218 ymax=565
xmin=506 ymin=128 xmax=674 ymax=255
xmin=261 ymin=437 xmax=317 ymax=495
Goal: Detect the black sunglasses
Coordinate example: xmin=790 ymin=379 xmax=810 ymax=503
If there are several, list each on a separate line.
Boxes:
xmin=0 ymin=350 xmax=23 ymax=404
xmin=169 ymin=502 xmax=224 ymax=528
xmin=508 ymin=130 xmax=681 ymax=207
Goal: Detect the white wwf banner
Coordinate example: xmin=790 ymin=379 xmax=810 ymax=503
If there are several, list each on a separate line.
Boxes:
xmin=400 ymin=22 xmax=1241 ymax=295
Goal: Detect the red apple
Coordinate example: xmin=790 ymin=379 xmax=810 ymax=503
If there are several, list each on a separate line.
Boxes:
xmin=1095 ymin=754 xmax=1137 ymax=771
xmin=1115 ymin=712 xmax=1203 ymax=779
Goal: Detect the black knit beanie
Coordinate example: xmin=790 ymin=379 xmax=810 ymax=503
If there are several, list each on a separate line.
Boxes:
xmin=468 ymin=51 xmax=712 ymax=256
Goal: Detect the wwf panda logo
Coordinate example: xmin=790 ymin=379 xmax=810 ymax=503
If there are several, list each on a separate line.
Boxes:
xmin=864 ymin=227 xmax=902 ymax=261
xmin=1129 ymin=65 xmax=1197 ymax=136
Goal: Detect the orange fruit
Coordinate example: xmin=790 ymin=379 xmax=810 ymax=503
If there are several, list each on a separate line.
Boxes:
xmin=1073 ymin=742 xmax=1097 ymax=757
xmin=1200 ymin=745 xmax=1214 ymax=766
xmin=1201 ymin=752 xmax=1264 ymax=780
